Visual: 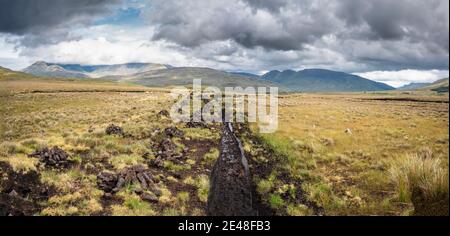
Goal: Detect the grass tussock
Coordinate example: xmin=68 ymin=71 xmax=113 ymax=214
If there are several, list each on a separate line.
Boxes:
xmin=390 ymin=150 xmax=449 ymax=216
xmin=111 ymin=194 xmax=156 ymax=216
xmin=183 ymin=175 xmax=209 ymax=203
xmin=109 ymin=155 xmax=145 ymax=170
xmin=249 ymin=93 xmax=448 ymax=216
xmin=40 ymin=171 xmax=104 ymax=216
xmin=202 ymin=148 xmax=219 ymax=165
xmin=0 ymin=155 xmax=38 ymax=173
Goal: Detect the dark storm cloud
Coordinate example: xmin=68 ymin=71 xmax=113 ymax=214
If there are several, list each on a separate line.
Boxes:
xmin=337 ymin=0 xmax=449 ymax=46
xmin=149 ymin=0 xmax=335 ymax=51
xmin=148 ymin=0 xmax=448 ymax=52
xmin=145 ymin=0 xmax=448 ymax=70
xmin=0 ymin=0 xmax=122 ymax=45
xmin=334 ymin=0 xmax=449 ymax=69
xmin=0 ymin=0 xmax=447 ymax=72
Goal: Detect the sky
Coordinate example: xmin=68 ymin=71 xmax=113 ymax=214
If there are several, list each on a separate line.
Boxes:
xmin=0 ymin=0 xmax=448 ymax=87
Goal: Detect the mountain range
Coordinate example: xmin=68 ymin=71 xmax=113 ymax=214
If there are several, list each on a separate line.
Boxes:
xmin=397 ymin=78 xmax=449 ymax=92
xmin=421 ymin=78 xmax=449 ymax=93
xmin=103 ymin=67 xmax=277 ymax=88
xmin=23 ymin=61 xmax=170 ymax=79
xmin=21 ymin=62 xmax=275 ymax=88
xmin=260 ymin=69 xmax=395 ymax=92
xmin=397 ymin=83 xmax=432 ymax=90
xmin=18 ymin=61 xmax=404 ymax=92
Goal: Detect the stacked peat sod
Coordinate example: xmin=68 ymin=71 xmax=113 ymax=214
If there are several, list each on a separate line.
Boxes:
xmin=28 ymin=146 xmax=70 ymax=168
xmin=97 ymin=165 xmax=162 ymax=203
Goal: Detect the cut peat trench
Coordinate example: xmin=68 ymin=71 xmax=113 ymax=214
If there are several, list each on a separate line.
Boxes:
xmin=361 ymin=98 xmax=449 ymax=104
xmin=207 ymin=122 xmax=323 ymax=216
xmin=24 ymin=90 xmax=150 ymax=94
xmin=207 ymin=122 xmax=256 ymax=216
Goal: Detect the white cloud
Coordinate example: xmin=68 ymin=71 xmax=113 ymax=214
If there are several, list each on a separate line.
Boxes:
xmin=354 ymin=69 xmax=449 ymax=87
xmin=6 ymin=24 xmax=368 ymax=73
xmin=14 ymin=25 xmax=190 ymax=68
xmin=0 ymin=34 xmax=33 ymax=70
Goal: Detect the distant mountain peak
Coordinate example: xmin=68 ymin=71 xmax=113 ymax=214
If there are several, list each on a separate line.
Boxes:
xmin=397 ymin=82 xmax=431 ymax=90
xmin=264 ymin=70 xmax=281 ymax=75
xmin=228 ymin=71 xmax=261 ymax=80
xmin=30 ymin=61 xmax=51 ymax=67
xmin=23 ymin=61 xmax=89 ymax=78
xmin=22 ymin=61 xmax=171 ymax=79
xmin=261 ymin=68 xmax=394 ymax=92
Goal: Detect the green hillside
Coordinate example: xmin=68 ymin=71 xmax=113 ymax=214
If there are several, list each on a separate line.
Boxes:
xmin=421 ymin=78 xmax=449 ymax=93
xmin=105 ymin=67 xmax=279 ymax=89
xmin=261 ymin=69 xmax=394 ymax=92
xmin=0 ymin=66 xmax=34 ymax=80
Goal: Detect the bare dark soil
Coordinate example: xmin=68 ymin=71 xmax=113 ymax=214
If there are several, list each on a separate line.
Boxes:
xmin=0 ymin=162 xmax=55 ymax=216
xmin=162 ymin=135 xmax=218 ymax=213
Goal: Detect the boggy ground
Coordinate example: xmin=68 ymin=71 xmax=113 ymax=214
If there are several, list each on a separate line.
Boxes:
xmin=0 ymin=78 xmax=325 ymax=216
xmin=0 ymin=79 xmax=225 ymax=216
xmin=1 ymin=79 xmax=448 ymax=216
xmin=247 ymin=92 xmax=449 ymax=216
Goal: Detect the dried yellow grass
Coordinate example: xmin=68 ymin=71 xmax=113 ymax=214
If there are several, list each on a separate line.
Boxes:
xmin=390 ymin=150 xmax=449 ymax=215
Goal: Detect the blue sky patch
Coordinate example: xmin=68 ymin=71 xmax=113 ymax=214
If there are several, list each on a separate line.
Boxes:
xmin=94 ymin=7 xmax=143 ymax=26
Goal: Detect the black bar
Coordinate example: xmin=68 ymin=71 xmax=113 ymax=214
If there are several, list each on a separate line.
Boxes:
xmin=1 ymin=217 xmax=448 ymax=235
